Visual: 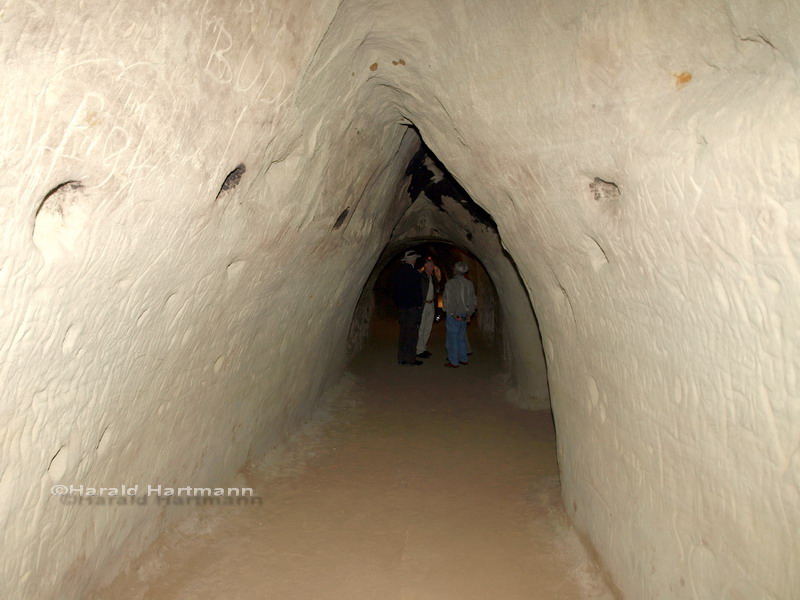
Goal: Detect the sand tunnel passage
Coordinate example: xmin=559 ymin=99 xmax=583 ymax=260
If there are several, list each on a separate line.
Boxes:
xmin=2 ymin=2 xmax=799 ymax=599
xmin=346 ymin=129 xmax=552 ymax=409
xmin=93 ymin=317 xmax=613 ymax=600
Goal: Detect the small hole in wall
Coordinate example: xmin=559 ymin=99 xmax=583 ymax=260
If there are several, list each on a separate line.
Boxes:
xmin=589 ymin=177 xmax=620 ymax=202
xmin=216 ymin=163 xmax=246 ymax=199
xmin=33 ymin=180 xmax=89 ymax=260
xmin=332 ymin=207 xmax=350 ymax=230
xmin=36 ymin=180 xmax=83 ymax=218
xmin=589 ymin=177 xmax=622 ymax=216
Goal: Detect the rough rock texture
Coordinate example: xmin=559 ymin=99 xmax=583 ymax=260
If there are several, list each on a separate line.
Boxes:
xmin=94 ymin=324 xmax=611 ymax=600
xmin=347 ymin=140 xmax=550 ymax=409
xmin=1 ymin=1 xmax=798 ymax=599
xmin=387 ymin=189 xmax=550 ymax=409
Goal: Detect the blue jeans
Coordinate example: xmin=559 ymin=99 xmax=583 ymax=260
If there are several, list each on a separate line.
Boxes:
xmin=446 ymin=314 xmax=468 ymax=365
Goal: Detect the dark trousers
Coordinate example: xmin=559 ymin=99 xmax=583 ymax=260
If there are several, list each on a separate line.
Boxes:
xmin=398 ymin=306 xmax=423 ymax=363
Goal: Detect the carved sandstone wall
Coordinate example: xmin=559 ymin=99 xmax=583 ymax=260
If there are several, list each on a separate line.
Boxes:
xmin=1 ymin=1 xmax=797 ymax=599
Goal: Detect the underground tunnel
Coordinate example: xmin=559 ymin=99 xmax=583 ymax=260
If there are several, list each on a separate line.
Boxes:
xmin=2 ymin=1 xmax=799 ymax=599
xmin=358 ymin=241 xmax=508 ymax=365
xmin=365 ymin=242 xmax=501 ymax=341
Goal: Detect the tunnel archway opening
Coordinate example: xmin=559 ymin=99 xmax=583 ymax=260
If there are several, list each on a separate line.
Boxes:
xmin=345 ymin=121 xmax=550 ymax=408
xmin=343 ymin=124 xmax=551 ymax=410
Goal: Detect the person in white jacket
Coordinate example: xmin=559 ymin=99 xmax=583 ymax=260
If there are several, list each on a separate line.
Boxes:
xmin=415 ymin=257 xmax=440 ymax=359
xmin=441 ymin=261 xmax=476 ymax=368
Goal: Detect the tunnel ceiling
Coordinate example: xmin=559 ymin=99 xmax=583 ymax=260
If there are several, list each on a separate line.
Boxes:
xmin=2 ymin=1 xmax=798 ymax=599
xmin=404 ymin=135 xmax=497 ymax=232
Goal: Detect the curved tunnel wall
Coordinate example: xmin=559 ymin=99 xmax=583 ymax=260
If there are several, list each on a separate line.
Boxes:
xmin=352 ymin=160 xmax=552 ymax=412
xmin=385 ymin=176 xmax=552 ymax=412
xmin=1 ymin=1 xmax=798 ymax=599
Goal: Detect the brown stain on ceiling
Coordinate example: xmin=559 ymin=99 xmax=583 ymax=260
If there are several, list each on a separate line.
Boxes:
xmin=674 ymin=71 xmax=692 ymax=88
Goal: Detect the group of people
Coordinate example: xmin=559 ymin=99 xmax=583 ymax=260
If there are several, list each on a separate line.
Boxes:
xmin=392 ymin=249 xmax=476 ymax=368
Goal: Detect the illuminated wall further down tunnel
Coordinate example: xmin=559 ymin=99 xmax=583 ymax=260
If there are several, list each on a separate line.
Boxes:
xmin=1 ymin=1 xmax=798 ymax=599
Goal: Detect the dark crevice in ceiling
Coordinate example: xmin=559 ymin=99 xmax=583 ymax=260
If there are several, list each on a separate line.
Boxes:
xmin=404 ymin=132 xmax=497 ymax=232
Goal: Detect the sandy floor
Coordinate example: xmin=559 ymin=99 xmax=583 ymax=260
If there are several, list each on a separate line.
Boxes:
xmin=95 ymin=320 xmax=614 ymax=599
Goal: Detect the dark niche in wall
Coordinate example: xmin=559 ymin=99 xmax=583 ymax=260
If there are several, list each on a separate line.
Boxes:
xmin=404 ymin=133 xmax=497 ymax=231
xmin=332 ymin=206 xmax=350 ymax=230
xmin=216 ymin=163 xmax=246 ymax=200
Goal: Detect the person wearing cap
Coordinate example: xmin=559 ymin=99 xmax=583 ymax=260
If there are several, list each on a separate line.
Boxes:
xmin=415 ymin=257 xmax=440 ymax=359
xmin=441 ymin=261 xmax=477 ymax=368
xmin=392 ymin=249 xmax=425 ymax=366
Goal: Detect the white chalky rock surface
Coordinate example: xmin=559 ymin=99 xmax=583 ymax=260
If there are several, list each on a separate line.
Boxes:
xmin=1 ymin=1 xmax=798 ymax=599
xmin=387 ymin=193 xmax=550 ymax=409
